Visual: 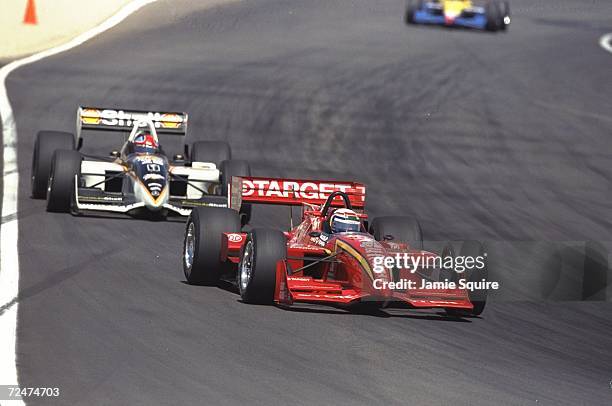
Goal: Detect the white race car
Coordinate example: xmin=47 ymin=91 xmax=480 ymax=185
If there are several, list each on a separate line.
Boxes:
xmin=31 ymin=106 xmax=251 ymax=222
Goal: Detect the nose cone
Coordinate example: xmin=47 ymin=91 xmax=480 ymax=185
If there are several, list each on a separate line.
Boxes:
xmin=135 ymin=180 xmax=169 ymax=211
xmin=334 ymin=233 xmax=393 ymax=282
xmin=444 ymin=3 xmax=462 ymax=24
xmin=131 ymin=154 xmax=170 ymax=211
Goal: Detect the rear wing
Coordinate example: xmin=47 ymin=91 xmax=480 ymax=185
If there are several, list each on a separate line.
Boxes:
xmin=229 ymin=176 xmax=366 ymax=210
xmin=76 ymin=106 xmax=188 ymax=140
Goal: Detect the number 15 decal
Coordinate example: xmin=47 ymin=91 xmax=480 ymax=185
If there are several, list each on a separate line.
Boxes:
xmin=147 ymin=163 xmax=161 ymax=172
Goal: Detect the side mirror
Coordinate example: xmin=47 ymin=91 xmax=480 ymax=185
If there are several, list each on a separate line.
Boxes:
xmin=383 ymin=234 xmax=394 ymax=241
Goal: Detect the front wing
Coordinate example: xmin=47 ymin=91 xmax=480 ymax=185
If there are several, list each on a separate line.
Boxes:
xmin=74 ymin=180 xmax=229 ymax=216
xmin=413 ymin=8 xmax=487 ymax=30
xmin=273 ymin=260 xmax=474 ymax=310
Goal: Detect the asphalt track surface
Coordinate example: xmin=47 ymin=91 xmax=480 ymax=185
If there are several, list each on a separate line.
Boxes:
xmin=3 ymin=0 xmax=612 ymax=404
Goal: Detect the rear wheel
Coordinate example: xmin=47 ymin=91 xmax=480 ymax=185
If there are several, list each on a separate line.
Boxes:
xmin=446 ymin=240 xmax=488 ymax=317
xmin=485 ymin=0 xmax=501 ymax=32
xmin=369 ymin=216 xmax=423 ymax=250
xmin=31 ymin=131 xmax=74 ymax=198
xmin=238 ymin=228 xmax=286 ymax=304
xmin=498 ymin=1 xmax=510 ymax=31
xmin=191 ymin=141 xmax=231 ymax=168
xmin=220 ymin=159 xmax=252 ymax=225
xmin=582 ymin=241 xmax=608 ymax=301
xmin=405 ymin=0 xmax=423 ymax=24
xmin=46 ymin=149 xmax=81 ymax=213
xmin=183 ymin=206 xmax=241 ymax=285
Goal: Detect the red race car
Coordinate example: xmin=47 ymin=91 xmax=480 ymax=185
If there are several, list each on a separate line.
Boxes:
xmin=182 ymin=176 xmax=489 ymax=317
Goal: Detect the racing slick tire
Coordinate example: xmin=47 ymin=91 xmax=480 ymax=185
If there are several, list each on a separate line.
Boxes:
xmin=404 ymin=0 xmax=423 ymax=24
xmin=485 ymin=0 xmax=501 ymax=32
xmin=183 ymin=206 xmax=241 ymax=285
xmin=238 ymin=228 xmax=287 ymax=304
xmin=191 ymin=141 xmax=231 ymax=168
xmin=369 ymin=216 xmax=423 ymax=250
xmin=582 ymin=240 xmax=609 ymax=301
xmin=46 ymin=149 xmax=81 ymax=213
xmin=220 ymin=159 xmax=252 ymax=225
xmin=445 ymin=240 xmax=488 ymax=317
xmin=31 ymin=131 xmax=75 ymax=199
xmin=498 ymin=0 xmax=510 ymax=31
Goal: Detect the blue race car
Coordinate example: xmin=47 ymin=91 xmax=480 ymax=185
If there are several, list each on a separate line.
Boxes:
xmin=405 ymin=0 xmax=510 ymax=32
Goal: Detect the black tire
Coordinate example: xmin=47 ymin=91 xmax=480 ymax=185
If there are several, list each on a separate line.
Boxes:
xmin=220 ymin=159 xmax=252 ymax=225
xmin=31 ymin=131 xmax=74 ymax=198
xmin=405 ymin=0 xmax=423 ymax=24
xmin=238 ymin=228 xmax=287 ymax=304
xmin=498 ymin=0 xmax=510 ymax=31
xmin=191 ymin=141 xmax=231 ymax=168
xmin=369 ymin=216 xmax=423 ymax=250
xmin=446 ymin=240 xmax=488 ymax=317
xmin=183 ymin=206 xmax=241 ymax=285
xmin=440 ymin=242 xmax=458 ymax=282
xmin=485 ymin=0 xmax=501 ymax=32
xmin=46 ymin=149 xmax=81 ymax=213
xmin=582 ymin=241 xmax=608 ymax=301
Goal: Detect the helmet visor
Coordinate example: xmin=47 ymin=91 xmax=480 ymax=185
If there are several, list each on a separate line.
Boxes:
xmin=331 ymin=218 xmax=360 ymax=233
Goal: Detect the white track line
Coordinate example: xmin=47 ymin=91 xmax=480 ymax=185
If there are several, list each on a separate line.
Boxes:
xmin=600 ymin=33 xmax=612 ymax=54
xmin=0 ymin=0 xmax=158 ymax=403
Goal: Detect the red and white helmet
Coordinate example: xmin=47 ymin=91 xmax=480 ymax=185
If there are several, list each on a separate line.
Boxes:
xmin=329 ymin=208 xmax=360 ymax=233
xmin=132 ymin=129 xmax=159 ymax=153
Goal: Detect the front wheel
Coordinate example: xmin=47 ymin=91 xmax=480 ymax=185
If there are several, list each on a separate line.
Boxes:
xmin=369 ymin=216 xmax=423 ymax=250
xmin=46 ymin=149 xmax=81 ymax=213
xmin=238 ymin=228 xmax=286 ymax=304
xmin=191 ymin=141 xmax=231 ymax=168
xmin=31 ymin=131 xmax=75 ymax=198
xmin=445 ymin=240 xmax=488 ymax=317
xmin=183 ymin=207 xmax=241 ymax=285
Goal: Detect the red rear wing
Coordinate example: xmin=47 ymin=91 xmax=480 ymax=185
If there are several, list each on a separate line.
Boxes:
xmin=229 ymin=177 xmax=366 ymax=210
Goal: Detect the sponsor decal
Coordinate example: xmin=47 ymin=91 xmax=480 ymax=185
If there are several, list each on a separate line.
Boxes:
xmin=310 ymin=232 xmax=329 ymax=247
xmin=146 ymin=163 xmax=162 ymax=172
xmin=241 ymin=179 xmax=365 ymax=201
xmin=160 ymin=113 xmax=183 ymax=129
xmin=299 ymin=245 xmax=332 ymax=253
xmin=147 ymin=182 xmax=163 ymax=197
xmin=143 ymin=173 xmax=164 ymax=181
xmin=81 ymin=108 xmax=101 ymax=124
xmin=80 ymin=109 xmax=185 ymax=129
xmin=81 ymin=196 xmax=123 ymax=202
xmin=227 ymin=233 xmax=243 ymax=243
xmin=136 ymin=156 xmax=165 ymax=165
xmin=287 ymin=277 xmax=311 ymax=282
xmin=385 ymin=241 xmax=402 ymax=250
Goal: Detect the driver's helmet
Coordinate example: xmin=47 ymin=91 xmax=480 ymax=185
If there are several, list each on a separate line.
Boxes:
xmin=131 ymin=129 xmax=159 ymax=154
xmin=329 ymin=208 xmax=361 ymax=233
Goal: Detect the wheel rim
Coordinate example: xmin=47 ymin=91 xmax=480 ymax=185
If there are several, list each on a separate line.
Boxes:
xmin=239 ymin=240 xmax=254 ymax=293
xmin=46 ymin=171 xmax=54 ymax=200
xmin=184 ymin=221 xmax=195 ymax=276
xmin=31 ymin=148 xmax=38 ymax=193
